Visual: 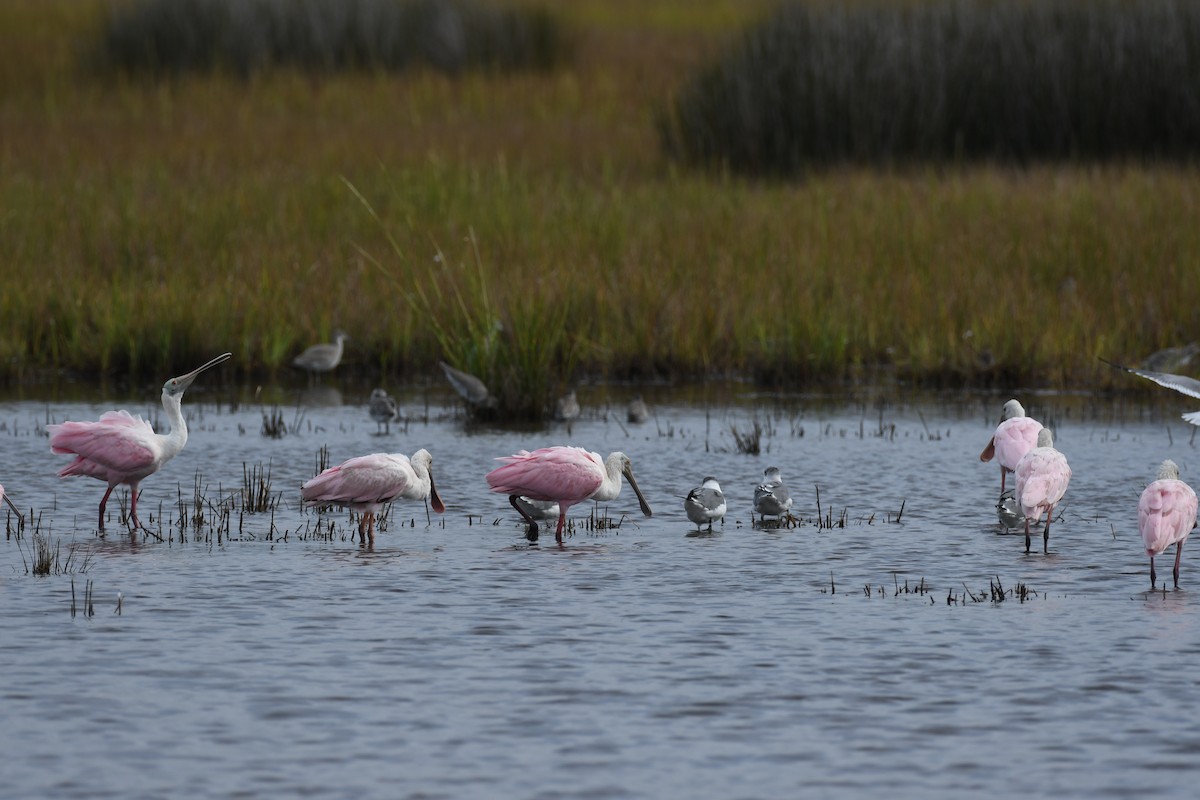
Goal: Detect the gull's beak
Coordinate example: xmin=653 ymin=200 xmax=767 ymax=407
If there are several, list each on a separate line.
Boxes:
xmin=623 ymin=464 xmax=653 ymax=518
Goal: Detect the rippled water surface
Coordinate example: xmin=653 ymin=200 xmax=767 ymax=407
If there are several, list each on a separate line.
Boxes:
xmin=3 ymin=385 xmax=1199 ymax=799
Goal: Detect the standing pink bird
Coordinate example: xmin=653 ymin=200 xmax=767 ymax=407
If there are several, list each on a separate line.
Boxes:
xmin=302 ymin=449 xmax=445 ymax=544
xmin=1014 ymin=428 xmax=1072 ymax=554
xmin=486 ymin=447 xmax=653 ymax=543
xmin=980 ymin=399 xmax=1044 ymax=496
xmin=1138 ymin=460 xmax=1198 ymax=589
xmin=48 ymin=353 xmax=231 ymax=532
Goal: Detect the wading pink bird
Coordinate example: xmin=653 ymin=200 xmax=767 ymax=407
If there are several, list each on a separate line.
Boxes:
xmin=980 ymin=399 xmax=1044 ymax=496
xmin=1138 ymin=460 xmax=1198 ymax=589
xmin=486 ymin=447 xmax=653 ymax=543
xmin=48 ymin=353 xmax=231 ymax=532
xmin=1014 ymin=428 xmax=1072 ymax=554
xmin=302 ymin=450 xmax=445 ymax=544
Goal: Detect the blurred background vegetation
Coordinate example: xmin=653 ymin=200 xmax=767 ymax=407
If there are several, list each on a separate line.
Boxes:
xmin=1 ymin=0 xmax=1198 ymax=412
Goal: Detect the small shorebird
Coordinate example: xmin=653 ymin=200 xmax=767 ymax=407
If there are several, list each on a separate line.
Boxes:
xmin=684 ymin=477 xmax=726 ymax=531
xmin=293 ymin=330 xmax=348 ymax=384
xmin=368 ymin=388 xmax=400 ymax=434
xmin=754 ymin=466 xmax=793 ymax=523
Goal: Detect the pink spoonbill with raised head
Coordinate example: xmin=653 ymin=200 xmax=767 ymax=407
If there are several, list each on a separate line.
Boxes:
xmin=1014 ymin=428 xmax=1072 ymax=554
xmin=980 ymin=399 xmax=1044 ymax=497
xmin=1138 ymin=459 xmax=1198 ymax=589
xmin=302 ymin=449 xmax=445 ymax=544
xmin=48 ymin=353 xmax=231 ymax=532
xmin=486 ymin=446 xmax=653 ymax=543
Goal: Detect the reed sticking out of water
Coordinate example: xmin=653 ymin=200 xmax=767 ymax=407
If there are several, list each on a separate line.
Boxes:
xmin=241 ymin=461 xmax=280 ymax=513
xmin=261 ymin=407 xmax=287 ymax=439
xmin=314 ymin=445 xmax=330 ymax=476
xmin=71 ymin=578 xmax=94 ymax=618
xmin=21 ymin=523 xmax=91 ymax=577
xmin=730 ymin=418 xmax=764 ymax=455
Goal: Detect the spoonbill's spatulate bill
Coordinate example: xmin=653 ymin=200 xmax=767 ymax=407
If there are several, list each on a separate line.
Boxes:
xmin=753 ymin=466 xmax=792 ymax=522
xmin=1103 ymin=359 xmax=1200 ymax=426
xmin=980 ymin=399 xmax=1043 ymax=496
xmin=684 ymin=477 xmax=726 ymax=531
xmin=48 ymin=353 xmax=232 ymax=531
xmin=486 ymin=447 xmax=653 ymax=543
xmin=293 ymin=330 xmax=348 ymax=383
xmin=0 ymin=483 xmax=20 ymax=523
xmin=302 ymin=449 xmax=445 ymax=544
xmin=1014 ymin=428 xmax=1072 ymax=554
xmin=1138 ymin=460 xmax=1198 ymax=589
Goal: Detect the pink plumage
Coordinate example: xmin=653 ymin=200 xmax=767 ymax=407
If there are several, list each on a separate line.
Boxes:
xmin=487 ymin=447 xmax=605 ymax=502
xmin=302 ymin=450 xmax=444 ymax=544
xmin=1014 ymin=428 xmax=1071 ymax=554
xmin=1138 ymin=460 xmax=1198 ymax=588
xmin=486 ymin=446 xmax=652 ymax=543
xmin=50 ymin=411 xmax=159 ymax=481
xmin=981 ymin=399 xmax=1043 ymax=495
xmin=47 ymin=353 xmax=231 ymax=531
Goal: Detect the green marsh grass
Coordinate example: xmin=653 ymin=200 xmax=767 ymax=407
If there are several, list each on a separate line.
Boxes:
xmin=1 ymin=0 xmax=1198 ymax=391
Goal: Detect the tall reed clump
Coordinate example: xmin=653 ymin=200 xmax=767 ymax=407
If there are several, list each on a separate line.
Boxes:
xmin=93 ymin=0 xmax=567 ymax=78
xmin=347 ymin=180 xmax=576 ymax=421
xmin=662 ymin=0 xmax=1200 ymax=174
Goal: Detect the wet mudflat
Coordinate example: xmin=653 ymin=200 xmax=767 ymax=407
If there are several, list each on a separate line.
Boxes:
xmin=2 ymin=385 xmax=1198 ymax=799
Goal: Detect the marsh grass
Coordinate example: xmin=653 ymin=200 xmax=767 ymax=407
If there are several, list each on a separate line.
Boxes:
xmin=663 ymin=0 xmax=1200 ymax=173
xmin=241 ymin=460 xmax=280 ymax=513
xmin=2 ymin=1 xmax=1199 ymax=390
xmin=20 ymin=525 xmax=91 ymax=576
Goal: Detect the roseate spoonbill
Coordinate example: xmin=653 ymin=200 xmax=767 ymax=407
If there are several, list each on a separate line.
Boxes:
xmin=293 ymin=330 xmax=348 ymax=384
xmin=980 ymin=399 xmax=1044 ymax=496
xmin=555 ymin=391 xmax=580 ymax=423
xmin=754 ymin=466 xmax=793 ymax=522
xmin=1138 ymin=460 xmax=1198 ymax=589
xmin=1014 ymin=428 xmax=1072 ymax=554
xmin=0 ymin=483 xmax=20 ymax=522
xmin=684 ymin=477 xmax=726 ymax=531
xmin=627 ymin=395 xmax=649 ymax=425
xmin=301 ymin=449 xmax=445 ymax=544
xmin=1103 ymin=359 xmax=1200 ymax=426
xmin=440 ymin=361 xmax=495 ymax=409
xmin=368 ymin=388 xmax=400 ymax=434
xmin=48 ymin=352 xmax=232 ymax=532
xmin=486 ymin=447 xmax=653 ymax=543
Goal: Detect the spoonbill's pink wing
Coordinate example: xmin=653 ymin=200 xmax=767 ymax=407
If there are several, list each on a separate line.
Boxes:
xmin=302 ymin=453 xmax=412 ymax=505
xmin=1139 ymin=480 xmax=1199 ymax=556
xmin=486 ymin=446 xmax=604 ymax=503
xmin=1015 ymin=449 xmax=1071 ymax=517
xmin=993 ymin=417 xmax=1044 ymax=472
xmin=47 ymin=411 xmax=157 ymax=476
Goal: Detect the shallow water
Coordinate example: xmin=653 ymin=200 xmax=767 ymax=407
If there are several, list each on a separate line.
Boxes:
xmin=2 ymin=385 xmax=1199 ymax=799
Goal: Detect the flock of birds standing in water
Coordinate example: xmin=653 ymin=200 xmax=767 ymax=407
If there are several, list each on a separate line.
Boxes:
xmin=1 ymin=332 xmax=1199 ymax=590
